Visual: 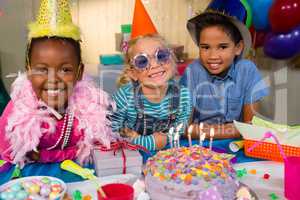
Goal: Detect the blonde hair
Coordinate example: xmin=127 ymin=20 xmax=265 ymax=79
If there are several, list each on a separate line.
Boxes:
xmin=117 ymin=34 xmax=177 ymax=87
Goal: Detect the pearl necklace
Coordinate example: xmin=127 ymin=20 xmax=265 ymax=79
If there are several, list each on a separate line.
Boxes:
xmin=47 ymin=110 xmax=74 ymax=150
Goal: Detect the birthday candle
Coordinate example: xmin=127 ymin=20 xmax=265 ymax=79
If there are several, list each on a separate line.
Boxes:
xmin=209 ymin=128 xmax=215 ymax=150
xmin=176 ymin=123 xmax=183 ymax=148
xmin=187 ymin=125 xmax=193 ymax=147
xmin=174 ymin=132 xmax=180 ymax=148
xmin=200 ymin=132 xmax=206 ymax=148
xmin=199 ymin=122 xmax=203 ymax=146
xmin=168 ymin=127 xmax=174 ymax=148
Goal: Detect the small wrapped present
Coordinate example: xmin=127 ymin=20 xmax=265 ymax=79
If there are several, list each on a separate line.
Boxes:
xmin=93 ymin=141 xmax=146 ymax=177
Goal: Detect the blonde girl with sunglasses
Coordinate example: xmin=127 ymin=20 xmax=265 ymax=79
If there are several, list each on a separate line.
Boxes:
xmin=111 ymin=34 xmax=192 ymax=151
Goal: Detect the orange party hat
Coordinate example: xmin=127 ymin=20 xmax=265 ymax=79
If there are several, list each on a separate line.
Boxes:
xmin=131 ymin=0 xmax=157 ymax=39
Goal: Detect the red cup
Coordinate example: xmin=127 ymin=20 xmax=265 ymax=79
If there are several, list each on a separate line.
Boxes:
xmin=97 ymin=183 xmax=134 ymax=200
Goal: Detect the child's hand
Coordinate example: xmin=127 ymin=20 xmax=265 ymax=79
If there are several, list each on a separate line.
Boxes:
xmin=153 ymin=132 xmax=167 ymax=150
xmin=120 ymin=128 xmax=139 ymax=139
xmin=26 ymin=150 xmax=40 ymax=161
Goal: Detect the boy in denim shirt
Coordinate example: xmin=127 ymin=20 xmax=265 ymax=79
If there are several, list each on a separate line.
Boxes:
xmin=180 ymin=11 xmax=269 ymax=139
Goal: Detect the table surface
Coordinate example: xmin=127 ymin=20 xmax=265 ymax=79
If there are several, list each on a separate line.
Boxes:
xmin=233 ymin=161 xmax=285 ymax=200
xmin=67 ymin=161 xmax=285 ymax=200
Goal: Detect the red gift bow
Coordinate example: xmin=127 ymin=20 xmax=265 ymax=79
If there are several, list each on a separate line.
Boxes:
xmin=94 ymin=140 xmax=150 ymax=174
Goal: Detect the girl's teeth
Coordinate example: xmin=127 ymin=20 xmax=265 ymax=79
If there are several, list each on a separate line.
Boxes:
xmin=47 ymin=89 xmax=63 ymax=96
xmin=150 ymin=72 xmax=164 ymax=78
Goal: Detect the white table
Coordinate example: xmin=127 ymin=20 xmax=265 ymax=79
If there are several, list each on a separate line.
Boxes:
xmin=233 ymin=161 xmax=286 ymax=199
xmin=67 ymin=174 xmax=138 ymax=199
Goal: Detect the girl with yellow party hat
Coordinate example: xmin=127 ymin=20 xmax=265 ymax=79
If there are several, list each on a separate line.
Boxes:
xmin=0 ymin=0 xmax=116 ymax=183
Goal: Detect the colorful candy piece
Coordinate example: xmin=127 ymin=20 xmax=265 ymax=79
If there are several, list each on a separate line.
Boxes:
xmin=72 ymin=190 xmax=82 ymax=200
xmin=249 ymin=169 xmax=257 ymax=175
xmin=40 ymin=185 xmax=51 ymax=197
xmin=269 ymin=192 xmax=279 ymax=200
xmin=15 ymin=190 xmax=28 ymax=200
xmin=263 ymin=173 xmax=270 ymax=180
xmin=10 ymin=183 xmax=22 ymax=192
xmin=83 ymin=195 xmax=92 ymax=200
xmin=41 ymin=177 xmax=51 ymax=184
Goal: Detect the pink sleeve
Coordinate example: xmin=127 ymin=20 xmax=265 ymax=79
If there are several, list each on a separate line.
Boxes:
xmin=0 ymin=101 xmax=13 ymax=162
xmin=38 ymin=146 xmax=78 ymax=163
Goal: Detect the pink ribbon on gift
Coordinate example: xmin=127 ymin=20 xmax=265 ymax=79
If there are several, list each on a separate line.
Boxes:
xmin=247 ymin=131 xmax=287 ymax=160
xmin=95 ymin=140 xmax=149 ymax=174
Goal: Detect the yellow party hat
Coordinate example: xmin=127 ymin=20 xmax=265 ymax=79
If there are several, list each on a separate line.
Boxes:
xmin=28 ymin=0 xmax=80 ymax=41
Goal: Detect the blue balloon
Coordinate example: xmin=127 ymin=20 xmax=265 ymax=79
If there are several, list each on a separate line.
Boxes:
xmin=264 ymin=25 xmax=300 ymax=59
xmin=208 ymin=0 xmax=247 ymax=23
xmin=248 ymin=0 xmax=273 ymax=31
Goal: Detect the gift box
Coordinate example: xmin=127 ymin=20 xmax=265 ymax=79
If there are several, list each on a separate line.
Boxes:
xmin=93 ymin=148 xmax=143 ymax=177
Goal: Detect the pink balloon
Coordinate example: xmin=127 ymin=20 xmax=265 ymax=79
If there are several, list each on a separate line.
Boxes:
xmin=269 ymin=0 xmax=300 ymax=33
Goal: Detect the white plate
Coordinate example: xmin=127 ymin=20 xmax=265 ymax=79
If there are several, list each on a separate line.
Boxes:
xmin=233 ymin=161 xmax=286 ymax=199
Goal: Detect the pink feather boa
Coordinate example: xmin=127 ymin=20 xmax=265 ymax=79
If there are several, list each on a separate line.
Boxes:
xmin=5 ymin=73 xmax=116 ymax=165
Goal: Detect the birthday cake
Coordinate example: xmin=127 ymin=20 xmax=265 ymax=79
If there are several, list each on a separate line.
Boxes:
xmin=144 ymin=146 xmax=239 ymax=200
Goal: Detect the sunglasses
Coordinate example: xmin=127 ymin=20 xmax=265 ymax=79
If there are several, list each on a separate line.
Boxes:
xmin=131 ymin=48 xmax=171 ymax=70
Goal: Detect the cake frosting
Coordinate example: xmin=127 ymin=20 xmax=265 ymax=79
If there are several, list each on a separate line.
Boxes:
xmin=144 ymin=146 xmax=239 ymax=200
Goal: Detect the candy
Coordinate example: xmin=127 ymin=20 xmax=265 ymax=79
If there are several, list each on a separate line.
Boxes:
xmin=40 ymin=186 xmax=51 ymax=197
xmin=249 ymin=169 xmax=257 ymax=175
xmin=15 ymin=190 xmax=28 ymax=199
xmin=263 ymin=173 xmax=270 ymax=180
xmin=83 ymin=195 xmax=92 ymax=200
xmin=0 ymin=177 xmax=65 ymax=200
xmin=11 ymin=183 xmax=22 ymax=192
xmin=49 ymin=192 xmax=60 ymax=199
xmin=41 ymin=177 xmax=50 ymax=184
xmin=28 ymin=184 xmax=40 ymax=194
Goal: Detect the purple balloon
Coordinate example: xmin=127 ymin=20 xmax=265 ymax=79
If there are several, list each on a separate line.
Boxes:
xmin=264 ymin=25 xmax=300 ymax=59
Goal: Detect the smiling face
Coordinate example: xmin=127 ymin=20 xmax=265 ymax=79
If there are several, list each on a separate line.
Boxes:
xmin=198 ymin=26 xmax=243 ymax=75
xmin=129 ymin=37 xmax=174 ymax=88
xmin=27 ymin=38 xmax=83 ymax=112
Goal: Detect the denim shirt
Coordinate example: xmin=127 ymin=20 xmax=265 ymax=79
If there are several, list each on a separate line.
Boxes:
xmin=179 ymin=59 xmax=269 ymax=124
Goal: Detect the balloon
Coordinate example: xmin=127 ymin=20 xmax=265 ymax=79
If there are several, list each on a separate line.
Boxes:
xmin=269 ymin=0 xmax=300 ymax=33
xmin=254 ymin=31 xmax=269 ymax=48
xmin=208 ymin=0 xmax=249 ymax=26
xmin=240 ymin=0 xmax=253 ymax=28
xmin=264 ymin=25 xmax=300 ymax=59
xmin=250 ymin=26 xmax=269 ymax=48
xmin=248 ymin=0 xmax=273 ymax=31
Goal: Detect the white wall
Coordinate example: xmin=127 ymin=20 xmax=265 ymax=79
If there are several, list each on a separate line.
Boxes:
xmin=0 ymin=0 xmax=37 ymax=91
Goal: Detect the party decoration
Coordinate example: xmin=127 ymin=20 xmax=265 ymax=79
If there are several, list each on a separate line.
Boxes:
xmin=263 ymin=173 xmax=270 ymax=180
xmin=131 ymin=0 xmax=157 ymax=39
xmin=248 ymin=0 xmax=273 ymax=31
xmin=28 ymin=0 xmax=80 ymax=41
xmin=250 ymin=27 xmax=269 ymax=48
xmin=209 ymin=128 xmax=215 ymax=150
xmin=264 ymin=25 xmax=300 ymax=59
xmin=269 ymin=0 xmax=300 ymax=33
xmin=208 ymin=0 xmax=252 ymax=28
xmin=269 ymin=193 xmax=279 ymax=200
xmin=187 ymin=125 xmax=193 ymax=147
xmin=236 ymin=168 xmax=247 ymax=178
xmin=168 ymin=127 xmax=174 ymax=148
xmin=240 ymin=0 xmax=253 ymax=28
xmin=199 ymin=122 xmax=205 ymax=147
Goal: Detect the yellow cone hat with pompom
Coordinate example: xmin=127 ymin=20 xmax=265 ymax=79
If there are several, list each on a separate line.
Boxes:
xmin=28 ymin=0 xmax=80 ymax=41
